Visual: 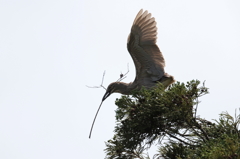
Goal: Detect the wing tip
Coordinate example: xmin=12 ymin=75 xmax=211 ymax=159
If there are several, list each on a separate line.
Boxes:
xmin=130 ymin=9 xmax=158 ymax=45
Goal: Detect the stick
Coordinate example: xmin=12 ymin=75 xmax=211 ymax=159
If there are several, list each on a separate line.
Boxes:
xmin=89 ymin=101 xmax=104 ymax=138
xmin=86 ymin=71 xmax=106 ymax=90
xmin=117 ymin=63 xmax=129 ymax=82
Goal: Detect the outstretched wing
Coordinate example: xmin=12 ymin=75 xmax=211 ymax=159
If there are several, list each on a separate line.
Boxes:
xmin=127 ymin=9 xmax=165 ymax=82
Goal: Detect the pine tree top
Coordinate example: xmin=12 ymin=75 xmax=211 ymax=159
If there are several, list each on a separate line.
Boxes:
xmin=104 ymin=80 xmax=240 ymax=159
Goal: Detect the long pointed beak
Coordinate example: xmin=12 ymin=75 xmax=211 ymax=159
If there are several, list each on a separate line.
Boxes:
xmin=102 ymin=91 xmax=111 ymax=101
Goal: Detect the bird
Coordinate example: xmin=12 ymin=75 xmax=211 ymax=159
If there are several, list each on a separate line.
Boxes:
xmin=102 ymin=9 xmax=175 ymax=101
xmin=89 ymin=9 xmax=175 ymax=138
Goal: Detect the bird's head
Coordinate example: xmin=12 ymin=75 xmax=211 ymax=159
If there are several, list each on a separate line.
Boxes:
xmin=102 ymin=82 xmax=127 ymax=101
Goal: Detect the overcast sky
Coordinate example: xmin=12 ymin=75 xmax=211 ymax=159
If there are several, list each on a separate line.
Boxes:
xmin=1 ymin=1 xmax=240 ymax=159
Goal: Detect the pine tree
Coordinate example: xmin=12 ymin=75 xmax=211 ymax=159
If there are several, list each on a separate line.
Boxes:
xmin=104 ymin=80 xmax=240 ymax=159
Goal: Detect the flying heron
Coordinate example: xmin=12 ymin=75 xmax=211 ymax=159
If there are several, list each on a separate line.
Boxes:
xmin=102 ymin=9 xmax=175 ymax=101
xmin=89 ymin=9 xmax=175 ymax=138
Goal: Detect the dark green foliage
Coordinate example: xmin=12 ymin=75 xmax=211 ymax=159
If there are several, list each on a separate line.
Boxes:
xmin=154 ymin=112 xmax=240 ymax=159
xmin=104 ymin=80 xmax=240 ymax=159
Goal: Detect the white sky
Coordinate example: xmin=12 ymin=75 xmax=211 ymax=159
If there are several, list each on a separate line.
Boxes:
xmin=1 ymin=0 xmax=240 ymax=159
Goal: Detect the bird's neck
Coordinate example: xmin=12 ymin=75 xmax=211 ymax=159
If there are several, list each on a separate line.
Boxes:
xmin=116 ymin=82 xmax=133 ymax=95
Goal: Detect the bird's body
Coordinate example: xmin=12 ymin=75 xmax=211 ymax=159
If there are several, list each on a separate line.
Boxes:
xmin=89 ymin=9 xmax=175 ymax=138
xmin=102 ymin=9 xmax=175 ymax=101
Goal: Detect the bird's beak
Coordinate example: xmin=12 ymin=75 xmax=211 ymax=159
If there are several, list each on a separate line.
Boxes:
xmin=102 ymin=91 xmax=111 ymax=101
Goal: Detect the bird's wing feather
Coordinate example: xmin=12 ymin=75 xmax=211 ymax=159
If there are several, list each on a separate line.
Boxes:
xmin=127 ymin=9 xmax=165 ymax=82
